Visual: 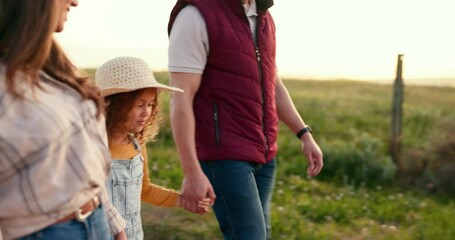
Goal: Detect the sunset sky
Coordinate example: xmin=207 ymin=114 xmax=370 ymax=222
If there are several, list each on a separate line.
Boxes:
xmin=56 ymin=0 xmax=455 ymax=86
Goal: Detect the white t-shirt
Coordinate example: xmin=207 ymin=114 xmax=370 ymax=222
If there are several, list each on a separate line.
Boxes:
xmin=168 ymin=0 xmax=258 ymax=74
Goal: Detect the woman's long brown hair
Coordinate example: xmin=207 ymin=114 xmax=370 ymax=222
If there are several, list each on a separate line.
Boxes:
xmin=0 ymin=0 xmax=104 ymax=116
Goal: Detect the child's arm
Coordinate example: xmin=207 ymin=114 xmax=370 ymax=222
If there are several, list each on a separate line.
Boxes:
xmin=141 ymin=144 xmax=180 ymax=207
xmin=141 ymin=144 xmax=211 ymax=213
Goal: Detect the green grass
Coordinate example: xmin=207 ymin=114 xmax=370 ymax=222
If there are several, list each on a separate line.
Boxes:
xmin=85 ymin=69 xmax=455 ymax=239
xmin=140 ymin=177 xmax=455 ymax=240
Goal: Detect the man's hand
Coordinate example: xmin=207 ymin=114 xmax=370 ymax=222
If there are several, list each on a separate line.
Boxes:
xmin=301 ymin=134 xmax=323 ymax=176
xmin=180 ymin=171 xmax=216 ymax=214
xmin=177 ymin=195 xmax=212 ymax=214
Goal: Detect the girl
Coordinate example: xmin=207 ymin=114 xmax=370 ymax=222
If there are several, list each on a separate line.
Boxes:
xmin=0 ymin=0 xmax=126 ymax=239
xmin=95 ymin=56 xmax=210 ymax=240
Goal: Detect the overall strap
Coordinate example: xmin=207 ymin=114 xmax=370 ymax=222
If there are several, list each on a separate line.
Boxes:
xmin=128 ymin=133 xmax=142 ymax=152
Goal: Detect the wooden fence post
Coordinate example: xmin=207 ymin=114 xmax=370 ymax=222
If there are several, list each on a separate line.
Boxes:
xmin=390 ymin=54 xmax=404 ymax=172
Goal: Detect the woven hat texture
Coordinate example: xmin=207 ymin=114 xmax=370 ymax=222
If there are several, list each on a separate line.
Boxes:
xmin=95 ymin=56 xmax=183 ymax=96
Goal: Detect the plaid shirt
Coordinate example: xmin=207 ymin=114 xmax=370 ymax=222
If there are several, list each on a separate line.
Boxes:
xmin=0 ymin=65 xmax=125 ymax=239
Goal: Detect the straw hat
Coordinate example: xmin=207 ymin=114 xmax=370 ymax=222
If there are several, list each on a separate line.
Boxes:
xmin=95 ymin=56 xmax=183 ymax=97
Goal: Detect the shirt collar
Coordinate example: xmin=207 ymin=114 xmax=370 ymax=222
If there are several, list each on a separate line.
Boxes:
xmin=243 ymin=0 xmax=258 ymax=17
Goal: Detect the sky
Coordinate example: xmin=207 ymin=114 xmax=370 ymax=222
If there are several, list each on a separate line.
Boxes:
xmin=56 ymin=0 xmax=455 ymax=86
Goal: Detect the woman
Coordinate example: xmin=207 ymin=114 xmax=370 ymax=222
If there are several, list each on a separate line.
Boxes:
xmin=0 ymin=0 xmax=126 ymax=239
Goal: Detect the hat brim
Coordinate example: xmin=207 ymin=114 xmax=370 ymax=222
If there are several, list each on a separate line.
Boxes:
xmin=101 ymin=83 xmax=183 ymax=97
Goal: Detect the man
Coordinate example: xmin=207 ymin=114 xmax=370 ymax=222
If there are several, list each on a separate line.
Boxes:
xmin=167 ymin=0 xmax=323 ymax=239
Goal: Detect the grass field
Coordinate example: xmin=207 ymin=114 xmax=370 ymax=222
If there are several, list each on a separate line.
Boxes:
xmin=85 ymin=69 xmax=455 ymax=240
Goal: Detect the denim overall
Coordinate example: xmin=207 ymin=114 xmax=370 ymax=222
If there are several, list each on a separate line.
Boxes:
xmin=106 ymin=136 xmax=144 ymax=240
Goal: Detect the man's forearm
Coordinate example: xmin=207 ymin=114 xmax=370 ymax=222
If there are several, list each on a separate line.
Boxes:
xmin=275 ymin=77 xmax=307 ymax=133
xmin=169 ymin=72 xmax=204 ymax=176
xmin=170 ymin=96 xmax=202 ymax=176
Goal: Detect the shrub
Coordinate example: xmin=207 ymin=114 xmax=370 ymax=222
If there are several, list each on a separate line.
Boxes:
xmin=421 ymin=115 xmax=455 ymax=194
xmin=318 ymin=132 xmax=396 ymax=187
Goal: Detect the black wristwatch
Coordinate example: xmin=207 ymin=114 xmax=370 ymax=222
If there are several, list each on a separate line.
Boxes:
xmin=296 ymin=126 xmax=312 ymax=139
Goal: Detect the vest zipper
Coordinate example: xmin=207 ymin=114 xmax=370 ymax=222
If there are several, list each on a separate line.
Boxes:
xmin=213 ymin=103 xmax=221 ymax=146
xmin=254 ymin=19 xmax=269 ymax=161
xmin=243 ymin=3 xmax=269 ymax=161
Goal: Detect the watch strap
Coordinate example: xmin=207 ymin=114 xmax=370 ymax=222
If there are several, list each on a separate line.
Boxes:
xmin=296 ymin=126 xmax=312 ymax=139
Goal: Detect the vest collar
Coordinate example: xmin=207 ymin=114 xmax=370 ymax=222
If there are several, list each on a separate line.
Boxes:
xmin=256 ymin=0 xmax=274 ymax=11
xmin=228 ymin=0 xmax=273 ymax=17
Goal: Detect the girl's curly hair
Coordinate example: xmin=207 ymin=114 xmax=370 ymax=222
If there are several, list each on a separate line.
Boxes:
xmin=105 ymin=89 xmax=160 ymax=145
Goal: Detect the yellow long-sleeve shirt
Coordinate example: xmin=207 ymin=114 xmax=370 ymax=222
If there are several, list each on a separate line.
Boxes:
xmin=109 ymin=143 xmax=179 ymax=207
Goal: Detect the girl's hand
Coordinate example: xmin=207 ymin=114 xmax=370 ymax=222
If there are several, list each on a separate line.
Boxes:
xmin=197 ymin=197 xmax=211 ymax=213
xmin=177 ymin=194 xmax=212 ymax=214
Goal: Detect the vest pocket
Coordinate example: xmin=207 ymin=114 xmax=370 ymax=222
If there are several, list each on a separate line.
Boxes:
xmin=213 ymin=103 xmax=220 ymax=146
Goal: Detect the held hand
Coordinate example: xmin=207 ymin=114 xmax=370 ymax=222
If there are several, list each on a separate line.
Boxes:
xmin=300 ymin=134 xmax=323 ymax=176
xmin=177 ymin=196 xmax=212 ymax=214
xmin=197 ymin=197 xmax=212 ymax=213
xmin=180 ymin=171 xmax=216 ymax=214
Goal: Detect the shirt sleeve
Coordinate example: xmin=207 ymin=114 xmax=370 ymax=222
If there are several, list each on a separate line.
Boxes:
xmin=99 ymin=185 xmax=126 ymax=235
xmin=141 ymin=144 xmax=179 ymax=207
xmin=168 ymin=5 xmax=209 ymax=74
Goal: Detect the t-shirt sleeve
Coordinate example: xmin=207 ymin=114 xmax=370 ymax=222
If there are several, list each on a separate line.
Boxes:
xmin=168 ymin=5 xmax=209 ymax=74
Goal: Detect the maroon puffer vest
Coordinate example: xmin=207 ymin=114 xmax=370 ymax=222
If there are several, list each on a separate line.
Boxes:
xmin=168 ymin=0 xmax=278 ymax=164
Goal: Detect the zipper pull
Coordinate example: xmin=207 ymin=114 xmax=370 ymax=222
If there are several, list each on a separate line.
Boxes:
xmin=255 ymin=47 xmax=261 ymax=62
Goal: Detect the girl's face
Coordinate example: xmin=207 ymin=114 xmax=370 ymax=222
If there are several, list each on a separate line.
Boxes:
xmin=125 ymin=88 xmax=157 ymax=134
xmin=56 ymin=0 xmax=79 ymax=32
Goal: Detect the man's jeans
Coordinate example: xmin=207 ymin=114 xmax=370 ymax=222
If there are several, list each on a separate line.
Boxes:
xmin=18 ymin=205 xmax=111 ymax=240
xmin=200 ymin=159 xmax=276 ymax=240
